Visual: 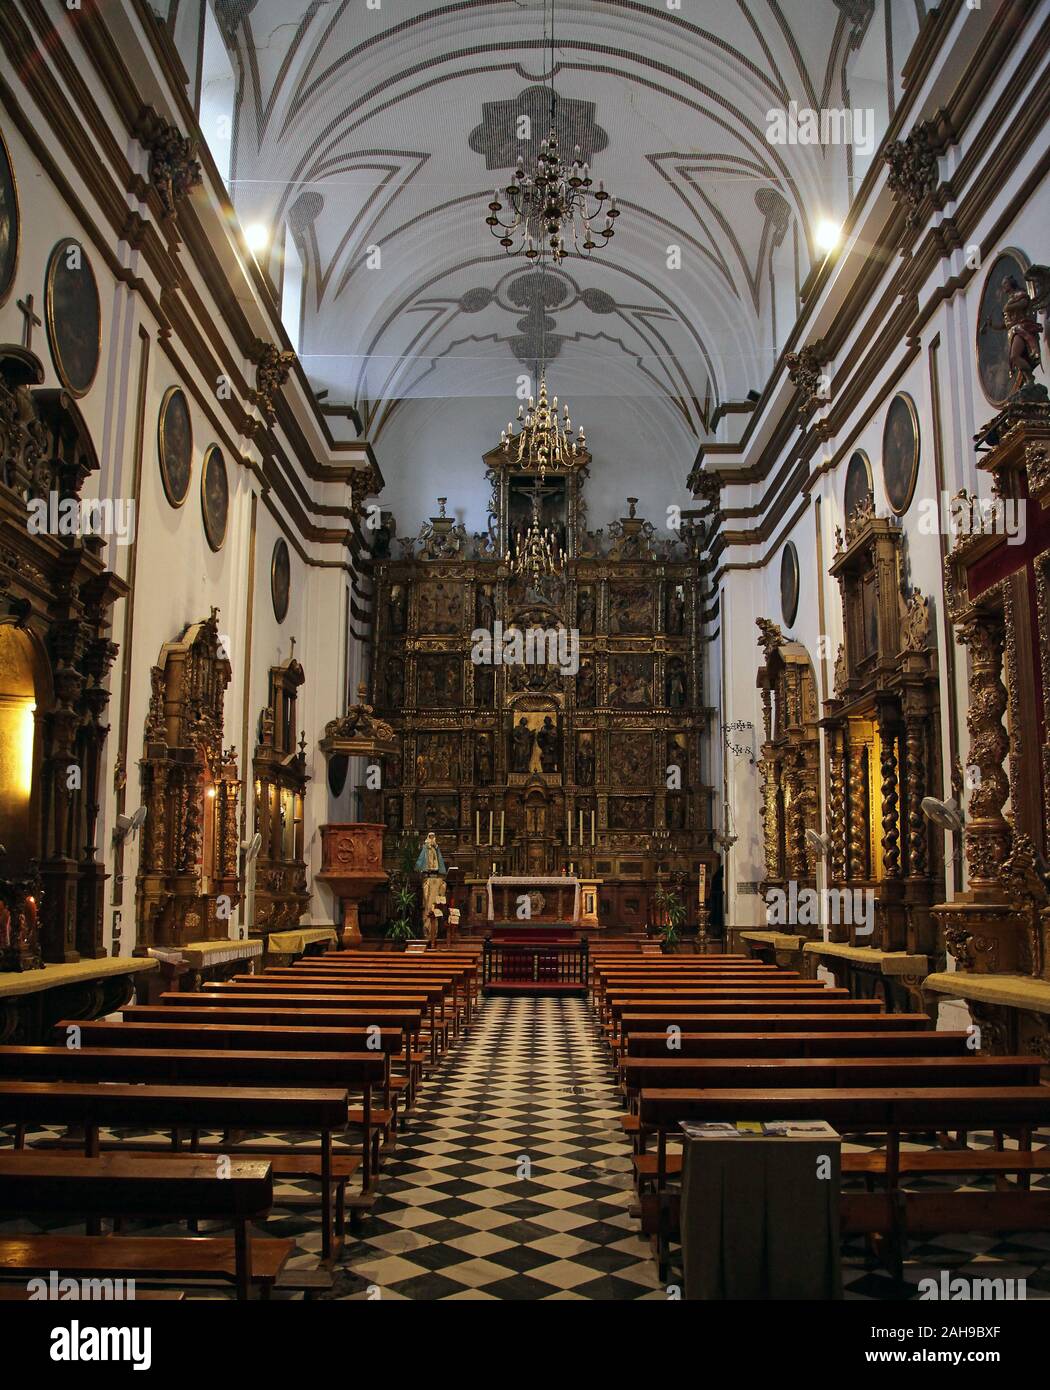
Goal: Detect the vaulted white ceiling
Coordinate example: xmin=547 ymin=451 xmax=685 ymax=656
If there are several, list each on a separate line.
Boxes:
xmin=203 ymin=0 xmax=928 ymax=502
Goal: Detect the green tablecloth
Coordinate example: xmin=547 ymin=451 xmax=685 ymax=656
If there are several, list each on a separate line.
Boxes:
xmin=680 ymin=1126 xmax=843 ymax=1299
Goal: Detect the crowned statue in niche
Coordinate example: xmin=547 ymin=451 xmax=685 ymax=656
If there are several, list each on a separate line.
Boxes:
xmin=415 ymin=831 xmax=448 ymax=945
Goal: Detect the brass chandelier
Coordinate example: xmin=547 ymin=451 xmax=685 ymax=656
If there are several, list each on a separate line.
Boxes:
xmin=500 ymin=373 xmax=585 ymax=477
xmin=484 ymin=0 xmax=619 ymax=263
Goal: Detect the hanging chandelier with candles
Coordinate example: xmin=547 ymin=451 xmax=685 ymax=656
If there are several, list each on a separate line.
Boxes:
xmin=500 ymin=373 xmax=586 ymax=476
xmin=484 ymin=0 xmax=619 ymax=263
xmin=506 ymin=479 xmax=566 ymax=584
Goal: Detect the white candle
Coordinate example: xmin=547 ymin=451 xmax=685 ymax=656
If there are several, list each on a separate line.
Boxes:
xmin=591 ymin=811 xmax=595 ymax=847
xmin=488 ymin=811 xmax=493 ymax=845
xmin=500 ymin=811 xmax=505 ymax=845
xmin=567 ymin=808 xmax=572 ymax=846
xmin=476 ymin=811 xmax=480 ymax=844
xmin=579 ymin=810 xmax=584 ymax=844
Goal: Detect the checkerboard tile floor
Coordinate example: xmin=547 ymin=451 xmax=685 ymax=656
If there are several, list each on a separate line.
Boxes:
xmin=307 ymin=995 xmax=666 ymax=1300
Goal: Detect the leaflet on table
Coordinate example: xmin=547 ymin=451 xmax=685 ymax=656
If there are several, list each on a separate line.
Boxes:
xmin=679 ymin=1120 xmax=839 ymax=1139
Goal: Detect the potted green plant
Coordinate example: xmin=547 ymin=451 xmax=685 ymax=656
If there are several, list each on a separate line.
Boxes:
xmin=653 ymin=884 xmax=686 ymax=953
xmin=383 ymin=833 xmax=421 ymax=949
xmin=385 ymin=883 xmax=417 ymax=948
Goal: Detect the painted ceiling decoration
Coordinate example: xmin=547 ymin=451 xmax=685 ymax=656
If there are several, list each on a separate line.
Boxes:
xmin=209 ymin=0 xmax=925 ymax=463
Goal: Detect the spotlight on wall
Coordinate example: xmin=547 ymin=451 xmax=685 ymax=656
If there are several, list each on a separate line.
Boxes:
xmin=112 ymin=806 xmax=147 ymax=846
xmin=921 ymin=795 xmax=964 ymax=834
xmin=815 ymin=218 xmax=842 ymax=255
xmin=244 ymin=222 xmax=270 ymax=255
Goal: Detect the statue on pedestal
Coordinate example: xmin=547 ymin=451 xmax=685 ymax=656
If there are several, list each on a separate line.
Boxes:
xmin=415 ymin=832 xmax=448 ymax=944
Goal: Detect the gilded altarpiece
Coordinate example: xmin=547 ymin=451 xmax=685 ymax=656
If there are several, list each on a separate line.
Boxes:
xmin=822 ymin=503 xmax=942 ymax=957
xmin=135 ymin=610 xmax=241 ymax=949
xmin=0 ymin=347 xmax=126 ymax=965
xmin=364 ymin=440 xmax=716 ymax=932
xmin=252 ymin=655 xmax=309 ymax=936
xmin=755 ymin=619 xmax=822 ymax=906
xmin=929 ymin=393 xmax=1050 ymax=1061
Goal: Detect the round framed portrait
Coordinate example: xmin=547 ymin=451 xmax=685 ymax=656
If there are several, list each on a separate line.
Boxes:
xmin=882 ymin=393 xmax=920 ymax=516
xmin=0 ymin=126 xmax=19 ymax=307
xmin=780 ymin=541 xmax=800 ymax=628
xmin=271 ymin=537 xmax=291 ymax=622
xmin=45 ymin=237 xmax=101 ymax=397
xmin=200 ymin=444 xmax=230 ymax=551
xmin=844 ymin=449 xmax=873 ymax=523
xmin=976 ymin=248 xmax=1030 ymax=406
xmin=158 ymin=386 xmax=193 ymax=508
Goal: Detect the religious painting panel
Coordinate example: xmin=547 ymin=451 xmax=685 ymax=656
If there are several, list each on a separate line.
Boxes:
xmin=415 ymin=731 xmax=463 ymax=786
xmin=158 ymin=386 xmax=193 ymax=508
xmin=417 ymin=579 xmax=465 ymax=635
xmin=610 ymin=730 xmax=653 ymax=786
xmin=475 ymin=583 xmax=496 ymax=632
xmin=417 ymin=794 xmax=458 ymax=832
xmin=384 ymin=794 xmax=402 ymax=831
xmin=608 ymin=653 xmax=653 ymax=708
xmin=508 ymin=473 xmax=568 ymax=557
xmin=780 ymin=543 xmax=800 ymax=628
xmin=0 ymin=126 xmax=18 ymax=307
xmin=382 ymin=654 xmax=405 ymax=707
xmin=45 ymin=237 xmax=101 ymax=398
xmin=976 ymin=248 xmax=1030 ymax=406
xmin=416 ymin=653 xmax=462 ymax=707
xmin=882 ymin=393 xmax=920 ymax=516
xmin=609 ymin=583 xmax=653 ymax=634
xmin=844 ymin=449 xmax=873 ymax=523
xmin=270 ymin=538 xmax=291 ymax=623
xmin=608 ymin=796 xmax=653 ymax=830
xmin=201 ymin=444 xmax=229 ymax=552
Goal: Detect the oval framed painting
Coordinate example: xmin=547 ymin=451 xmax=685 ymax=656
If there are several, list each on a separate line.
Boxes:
xmin=882 ymin=393 xmax=920 ymax=516
xmin=158 ymin=386 xmax=193 ymax=508
xmin=200 ymin=444 xmax=229 ymax=552
xmin=843 ymin=449 xmax=873 ymax=523
xmin=976 ymin=248 xmax=1030 ymax=407
xmin=271 ymin=537 xmax=291 ymax=622
xmin=0 ymin=125 xmax=19 ymax=308
xmin=45 ymin=237 xmax=101 ymax=397
xmin=780 ymin=541 xmax=800 ymax=628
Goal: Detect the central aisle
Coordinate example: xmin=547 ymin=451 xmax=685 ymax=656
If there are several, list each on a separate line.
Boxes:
xmin=329 ymin=996 xmax=665 ymax=1300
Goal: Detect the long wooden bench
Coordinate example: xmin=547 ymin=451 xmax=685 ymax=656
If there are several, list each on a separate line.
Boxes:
xmin=0 ymin=1153 xmax=288 ymax=1300
xmin=0 ymin=1044 xmax=385 ymax=1214
xmin=0 ymin=1081 xmax=349 ymax=1262
xmin=636 ymin=1085 xmax=1050 ymax=1279
xmin=623 ymin=1030 xmax=972 ymax=1058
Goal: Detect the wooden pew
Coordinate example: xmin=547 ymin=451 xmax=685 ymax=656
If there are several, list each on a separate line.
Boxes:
xmin=201 ymin=984 xmax=449 ymax=1060
xmin=623 ymin=1030 xmax=972 ymax=1058
xmin=0 ymin=1081 xmax=348 ymax=1263
xmin=0 ymin=1153 xmax=287 ymax=1300
xmin=637 ymin=1085 xmax=1050 ymax=1278
xmin=65 ymin=1015 xmax=412 ymax=1190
